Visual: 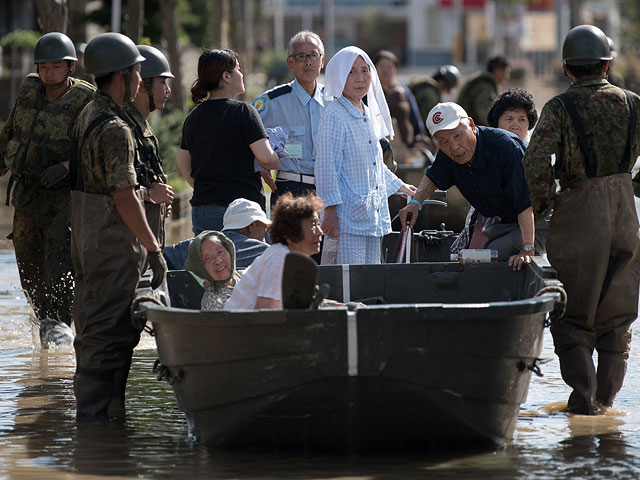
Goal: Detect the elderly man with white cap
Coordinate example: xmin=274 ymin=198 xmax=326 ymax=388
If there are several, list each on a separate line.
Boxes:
xmin=398 ymin=102 xmax=548 ymax=269
xmin=315 ymin=46 xmax=416 ymax=265
xmin=163 ymin=198 xmax=270 ymax=270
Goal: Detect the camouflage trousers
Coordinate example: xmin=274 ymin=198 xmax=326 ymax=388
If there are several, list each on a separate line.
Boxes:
xmin=11 ymin=205 xmax=74 ymax=326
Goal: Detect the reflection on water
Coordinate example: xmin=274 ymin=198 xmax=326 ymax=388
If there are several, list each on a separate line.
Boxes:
xmin=0 ymin=249 xmax=640 ymax=479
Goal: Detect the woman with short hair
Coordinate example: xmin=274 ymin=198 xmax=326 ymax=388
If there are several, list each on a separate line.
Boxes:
xmin=225 ymin=192 xmax=324 ymax=310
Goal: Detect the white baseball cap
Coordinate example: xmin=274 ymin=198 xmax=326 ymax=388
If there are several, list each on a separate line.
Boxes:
xmin=222 ymin=198 xmax=271 ymax=230
xmin=426 ymin=102 xmax=468 ymax=137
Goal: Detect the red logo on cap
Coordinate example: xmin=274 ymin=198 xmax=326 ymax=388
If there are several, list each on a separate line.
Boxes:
xmin=432 ymin=112 xmax=443 ymax=124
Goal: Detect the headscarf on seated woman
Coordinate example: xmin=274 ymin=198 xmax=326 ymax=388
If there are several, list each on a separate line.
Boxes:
xmin=184 ymin=230 xmax=240 ymax=310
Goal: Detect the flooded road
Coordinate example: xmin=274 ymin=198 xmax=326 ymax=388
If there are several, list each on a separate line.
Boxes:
xmin=1 ymin=247 xmax=640 ymax=479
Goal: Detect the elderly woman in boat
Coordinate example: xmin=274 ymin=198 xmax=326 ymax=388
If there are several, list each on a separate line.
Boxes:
xmin=315 ymin=46 xmax=416 ymax=265
xmin=184 ymin=231 xmax=241 ymax=310
xmin=225 ymin=192 xmax=323 ymax=309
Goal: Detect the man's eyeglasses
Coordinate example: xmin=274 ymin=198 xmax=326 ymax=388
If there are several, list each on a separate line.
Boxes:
xmin=289 ymin=52 xmax=322 ymax=63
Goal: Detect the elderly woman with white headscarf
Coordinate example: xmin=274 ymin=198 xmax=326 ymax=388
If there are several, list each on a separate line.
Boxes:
xmin=315 ymin=46 xmax=416 ymax=264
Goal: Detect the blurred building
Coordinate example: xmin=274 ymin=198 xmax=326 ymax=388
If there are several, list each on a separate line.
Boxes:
xmin=262 ymin=0 xmax=618 ymax=73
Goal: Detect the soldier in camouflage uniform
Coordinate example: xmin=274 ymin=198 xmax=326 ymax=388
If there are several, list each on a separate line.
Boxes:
xmin=457 ymin=56 xmax=510 ymax=126
xmin=123 ymin=45 xmax=175 ymax=246
xmin=0 ymin=32 xmax=95 ymax=335
xmin=409 ymin=65 xmax=461 ymax=126
xmin=71 ymin=32 xmax=167 ymax=422
xmin=523 ymin=25 xmax=640 ymax=414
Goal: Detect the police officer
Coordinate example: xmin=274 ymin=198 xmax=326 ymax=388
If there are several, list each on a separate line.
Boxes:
xmin=71 ymin=32 xmax=167 ymax=422
xmin=523 ymin=25 xmax=640 ymax=414
xmin=0 ymin=32 xmax=95 ymax=338
xmin=457 ymin=56 xmax=510 ymax=126
xmin=124 ymin=45 xmax=175 ymax=246
xmin=252 ymin=30 xmax=329 ymax=205
xmin=409 ymin=65 xmax=461 ymax=125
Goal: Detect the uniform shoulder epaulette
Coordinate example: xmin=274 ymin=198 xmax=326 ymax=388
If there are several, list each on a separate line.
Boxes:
xmin=267 ymin=84 xmax=293 ymax=100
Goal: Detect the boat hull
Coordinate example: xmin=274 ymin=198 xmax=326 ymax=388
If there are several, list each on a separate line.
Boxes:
xmin=144 ymin=261 xmax=562 ymax=452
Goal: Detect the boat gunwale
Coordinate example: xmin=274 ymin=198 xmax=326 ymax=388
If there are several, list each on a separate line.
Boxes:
xmin=141 ymin=293 xmax=560 ymax=327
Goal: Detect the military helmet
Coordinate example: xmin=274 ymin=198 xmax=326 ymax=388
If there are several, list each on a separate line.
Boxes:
xmin=75 ymin=42 xmax=87 ymax=56
xmin=434 ymin=65 xmax=461 ymax=89
xmin=607 ymin=36 xmax=618 ymax=58
xmin=84 ymin=32 xmax=145 ymax=77
xmin=562 ymin=25 xmax=612 ymax=65
xmin=137 ymin=45 xmax=174 ymax=79
xmin=33 ymin=32 xmax=78 ymax=64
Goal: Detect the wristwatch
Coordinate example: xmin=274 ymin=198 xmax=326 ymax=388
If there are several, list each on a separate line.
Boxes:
xmin=522 ymin=244 xmax=534 ymax=253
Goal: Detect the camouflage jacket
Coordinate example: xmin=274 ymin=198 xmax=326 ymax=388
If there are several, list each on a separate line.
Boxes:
xmin=523 ymin=78 xmax=640 ymax=217
xmin=122 ymin=103 xmax=166 ymax=187
xmin=74 ymin=91 xmax=138 ymax=195
xmin=408 ymin=76 xmax=441 ymax=124
xmin=0 ymin=74 xmax=94 ymax=182
xmin=456 ymin=72 xmax=498 ymax=126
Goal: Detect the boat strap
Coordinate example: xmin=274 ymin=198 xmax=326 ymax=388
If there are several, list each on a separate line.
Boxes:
xmin=341 ymin=264 xmax=350 ymax=303
xmin=347 ymin=311 xmax=358 ymax=377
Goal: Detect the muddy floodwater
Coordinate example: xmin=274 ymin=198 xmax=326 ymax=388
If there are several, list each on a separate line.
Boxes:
xmin=1 ymin=246 xmax=640 ymax=479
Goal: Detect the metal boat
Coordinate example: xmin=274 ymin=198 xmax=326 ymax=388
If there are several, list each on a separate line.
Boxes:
xmin=139 ymin=259 xmax=563 ymax=452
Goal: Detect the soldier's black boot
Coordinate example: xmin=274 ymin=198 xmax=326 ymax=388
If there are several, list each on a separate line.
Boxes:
xmin=558 ymin=346 xmax=598 ymax=415
xmin=595 ymin=351 xmax=627 ymax=408
xmin=74 ymin=372 xmax=113 ymax=422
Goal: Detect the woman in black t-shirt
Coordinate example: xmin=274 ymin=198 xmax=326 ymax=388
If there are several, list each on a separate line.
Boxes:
xmin=178 ymin=49 xmax=279 ymax=234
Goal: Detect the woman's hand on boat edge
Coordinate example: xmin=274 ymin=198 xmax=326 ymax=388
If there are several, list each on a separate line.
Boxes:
xmin=508 ymin=251 xmax=531 ymax=271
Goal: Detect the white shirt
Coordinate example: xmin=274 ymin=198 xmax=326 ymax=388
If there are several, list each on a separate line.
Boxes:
xmin=224 ymin=243 xmax=290 ymax=309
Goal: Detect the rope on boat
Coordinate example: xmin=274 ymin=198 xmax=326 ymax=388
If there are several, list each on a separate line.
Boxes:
xmin=534 ymin=285 xmax=567 ymax=327
xmin=153 ymin=359 xmax=184 ymax=385
xmin=130 ymin=295 xmax=165 ymax=335
xmin=518 ymin=357 xmax=554 ymax=377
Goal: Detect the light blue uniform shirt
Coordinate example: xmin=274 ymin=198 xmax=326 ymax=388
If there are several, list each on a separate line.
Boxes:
xmin=315 ymin=95 xmax=404 ymax=237
xmin=252 ymin=79 xmax=329 ymax=175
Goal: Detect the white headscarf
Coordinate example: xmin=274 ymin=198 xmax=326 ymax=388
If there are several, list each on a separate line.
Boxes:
xmin=324 ymin=46 xmax=394 ymax=141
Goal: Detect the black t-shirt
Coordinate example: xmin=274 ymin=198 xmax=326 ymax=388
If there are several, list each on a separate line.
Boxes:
xmin=180 ymin=98 xmax=268 ymax=208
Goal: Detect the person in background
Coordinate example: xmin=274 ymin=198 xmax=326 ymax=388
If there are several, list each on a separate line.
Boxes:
xmin=73 ymin=42 xmax=95 ymax=84
xmin=487 ymin=87 xmax=538 ymax=143
xmin=523 ymin=25 xmax=640 ymax=415
xmin=315 ymin=46 xmax=416 ymax=265
xmin=225 ymin=192 xmax=323 ymax=310
xmin=221 ymin=198 xmax=270 ymax=267
xmin=373 ymin=49 xmax=428 ymax=149
xmin=457 ymin=55 xmax=510 ymax=126
xmin=450 ymin=87 xmax=539 ymax=255
xmin=124 ymin=44 xmax=175 ymax=246
xmin=606 ymin=36 xmax=626 ymax=88
xmin=252 ymin=31 xmax=329 ymax=205
xmin=184 ymin=231 xmax=241 ymax=311
xmin=163 ymin=197 xmax=270 ymax=270
xmin=398 ymin=102 xmax=546 ymax=267
xmin=178 ymin=49 xmax=279 ymax=233
xmin=0 ymin=32 xmax=95 ymax=340
xmin=409 ymin=64 xmax=461 ymax=127
xmin=71 ymin=32 xmax=166 ymax=422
